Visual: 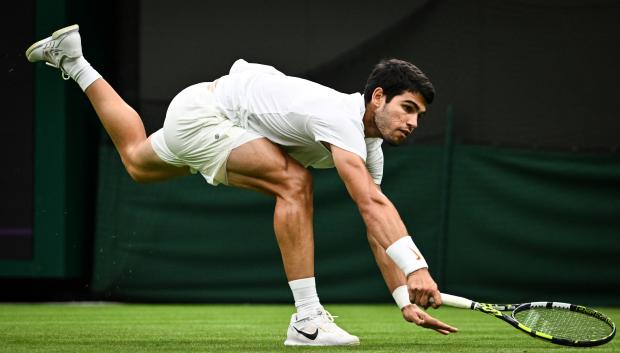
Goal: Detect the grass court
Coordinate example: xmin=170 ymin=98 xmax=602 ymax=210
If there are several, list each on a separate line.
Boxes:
xmin=1 ymin=304 xmax=618 ymax=353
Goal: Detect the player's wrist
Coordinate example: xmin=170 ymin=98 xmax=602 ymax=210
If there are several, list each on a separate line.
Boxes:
xmin=392 ymin=285 xmax=411 ymax=309
xmin=406 ymin=267 xmax=429 ymax=279
xmin=386 ymin=236 xmax=428 ymax=277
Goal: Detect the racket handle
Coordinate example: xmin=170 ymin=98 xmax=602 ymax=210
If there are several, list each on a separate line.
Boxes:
xmin=439 ymin=293 xmax=474 ymax=309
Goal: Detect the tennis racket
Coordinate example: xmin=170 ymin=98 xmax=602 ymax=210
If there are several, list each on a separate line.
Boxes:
xmin=438 ymin=293 xmax=616 ymax=347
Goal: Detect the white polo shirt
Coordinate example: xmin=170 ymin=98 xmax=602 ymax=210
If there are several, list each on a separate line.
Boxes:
xmin=213 ymin=59 xmax=384 ymax=184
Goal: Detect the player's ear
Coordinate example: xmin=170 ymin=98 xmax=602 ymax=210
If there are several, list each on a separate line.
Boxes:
xmin=372 ymin=87 xmax=384 ymax=108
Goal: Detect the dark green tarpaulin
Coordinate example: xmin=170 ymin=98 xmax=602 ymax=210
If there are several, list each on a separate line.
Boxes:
xmin=92 ymin=143 xmax=620 ymax=305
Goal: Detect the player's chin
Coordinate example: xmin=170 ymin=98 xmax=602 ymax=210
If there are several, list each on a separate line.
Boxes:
xmin=384 ymin=134 xmax=407 ymax=146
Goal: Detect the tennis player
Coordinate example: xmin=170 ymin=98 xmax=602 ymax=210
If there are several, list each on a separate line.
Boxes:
xmin=26 ymin=25 xmax=457 ymax=346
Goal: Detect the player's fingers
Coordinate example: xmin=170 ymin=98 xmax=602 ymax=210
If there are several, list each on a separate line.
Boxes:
xmin=430 ymin=290 xmax=442 ymax=309
xmin=416 ymin=289 xmax=429 ymax=308
xmin=408 ymin=287 xmax=420 ymax=307
xmin=424 ymin=315 xmax=458 ymax=332
xmin=407 ymin=310 xmax=424 ymax=325
xmin=436 ymin=327 xmax=458 ymax=335
xmin=434 ymin=320 xmax=458 ymax=333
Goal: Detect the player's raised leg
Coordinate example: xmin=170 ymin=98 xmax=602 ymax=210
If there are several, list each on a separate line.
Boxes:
xmin=84 ymin=79 xmax=190 ymax=182
xmin=26 ymin=24 xmax=189 ymax=182
xmin=226 ymin=138 xmax=359 ymax=346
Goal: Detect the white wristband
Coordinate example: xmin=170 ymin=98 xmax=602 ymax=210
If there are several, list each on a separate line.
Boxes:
xmin=385 ymin=236 xmax=428 ymax=276
xmin=392 ymin=285 xmax=411 ymax=309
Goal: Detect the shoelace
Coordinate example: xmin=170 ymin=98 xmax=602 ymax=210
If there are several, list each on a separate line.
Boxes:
xmin=294 ymin=310 xmax=346 ymax=335
xmin=312 ymin=311 xmax=344 ymax=333
xmin=44 ymin=54 xmax=71 ymax=80
xmin=321 ymin=310 xmax=338 ymax=323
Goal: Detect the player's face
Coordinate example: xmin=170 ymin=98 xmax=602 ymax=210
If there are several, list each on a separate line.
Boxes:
xmin=374 ymin=91 xmax=427 ymax=145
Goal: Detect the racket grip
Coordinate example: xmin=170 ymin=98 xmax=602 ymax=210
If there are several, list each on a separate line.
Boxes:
xmin=439 ymin=293 xmax=474 ymax=309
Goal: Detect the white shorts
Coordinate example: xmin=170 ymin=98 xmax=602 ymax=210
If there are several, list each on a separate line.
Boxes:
xmin=150 ymin=82 xmax=261 ymax=185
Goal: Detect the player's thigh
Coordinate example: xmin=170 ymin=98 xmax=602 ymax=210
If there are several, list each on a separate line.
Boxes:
xmin=126 ymin=136 xmax=191 ymax=182
xmin=226 ymin=138 xmax=309 ymax=195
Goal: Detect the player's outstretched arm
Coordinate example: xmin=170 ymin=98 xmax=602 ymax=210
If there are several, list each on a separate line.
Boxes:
xmin=329 ymin=144 xmax=441 ymax=308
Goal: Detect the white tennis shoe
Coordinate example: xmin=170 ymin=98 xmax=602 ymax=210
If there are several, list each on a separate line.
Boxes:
xmin=284 ymin=309 xmax=360 ymax=346
xmin=25 ymin=24 xmax=82 ymax=80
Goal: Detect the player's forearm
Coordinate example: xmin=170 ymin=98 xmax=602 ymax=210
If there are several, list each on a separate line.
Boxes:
xmin=356 ymin=191 xmax=408 ymax=249
xmin=367 ymin=233 xmax=406 ymax=293
xmin=357 ymin=194 xmax=429 ymax=281
xmin=330 ymin=145 xmax=427 ymax=274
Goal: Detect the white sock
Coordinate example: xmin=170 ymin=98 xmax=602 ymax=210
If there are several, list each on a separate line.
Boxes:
xmin=61 ymin=56 xmax=102 ymax=91
xmin=289 ymin=277 xmax=324 ymax=318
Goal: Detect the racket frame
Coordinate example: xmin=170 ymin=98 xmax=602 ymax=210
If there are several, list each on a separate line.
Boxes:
xmin=440 ymin=293 xmax=616 ymax=347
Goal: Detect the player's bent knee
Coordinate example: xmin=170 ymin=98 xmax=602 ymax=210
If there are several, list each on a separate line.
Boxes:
xmin=280 ymin=165 xmax=313 ymax=200
xmin=118 ymin=153 xmax=144 ymax=183
xmin=123 ymin=154 xmax=190 ymax=183
xmin=123 ymin=156 xmax=155 ymax=183
xmin=121 ymin=143 xmax=166 ymax=183
xmin=125 ymin=165 xmax=150 ymax=183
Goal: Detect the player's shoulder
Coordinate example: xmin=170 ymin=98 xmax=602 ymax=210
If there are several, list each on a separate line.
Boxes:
xmin=229 ymin=58 xmax=285 ymax=76
xmin=311 ymin=92 xmax=365 ymax=121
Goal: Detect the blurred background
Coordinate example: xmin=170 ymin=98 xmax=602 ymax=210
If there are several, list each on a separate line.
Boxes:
xmin=1 ymin=0 xmax=619 ymax=304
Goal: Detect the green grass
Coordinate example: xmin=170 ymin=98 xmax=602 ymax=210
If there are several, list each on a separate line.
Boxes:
xmin=0 ymin=304 xmax=618 ymax=353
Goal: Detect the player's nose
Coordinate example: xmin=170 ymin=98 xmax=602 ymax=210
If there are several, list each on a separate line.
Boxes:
xmin=406 ymin=115 xmax=418 ymax=131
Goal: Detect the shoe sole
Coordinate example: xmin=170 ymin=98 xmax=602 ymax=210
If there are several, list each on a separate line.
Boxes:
xmin=283 ymin=338 xmax=360 ymax=346
xmin=25 ymin=24 xmax=79 ymax=61
xmin=283 ymin=341 xmax=360 ymax=346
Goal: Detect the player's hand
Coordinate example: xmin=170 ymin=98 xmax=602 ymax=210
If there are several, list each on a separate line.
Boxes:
xmin=406 ymin=268 xmax=442 ymax=308
xmin=401 ymin=304 xmax=458 ymax=335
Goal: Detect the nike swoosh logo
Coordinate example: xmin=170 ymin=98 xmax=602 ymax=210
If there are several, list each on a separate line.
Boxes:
xmin=410 ymin=248 xmax=421 ymax=260
xmin=294 ymin=327 xmax=319 ymax=340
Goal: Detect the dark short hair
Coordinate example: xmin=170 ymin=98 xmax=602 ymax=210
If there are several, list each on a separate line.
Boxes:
xmin=363 ymin=58 xmax=435 ymax=105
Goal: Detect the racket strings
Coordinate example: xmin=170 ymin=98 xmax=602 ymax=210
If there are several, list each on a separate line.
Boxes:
xmin=514 ymin=308 xmax=612 ymax=341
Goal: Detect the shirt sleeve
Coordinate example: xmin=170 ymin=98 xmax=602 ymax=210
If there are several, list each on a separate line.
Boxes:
xmin=309 ymin=113 xmax=368 ymax=162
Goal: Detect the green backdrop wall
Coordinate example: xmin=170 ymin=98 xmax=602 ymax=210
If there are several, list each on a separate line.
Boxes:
xmin=92 ymin=142 xmax=620 ymax=305
xmin=4 ymin=0 xmax=618 ymax=304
